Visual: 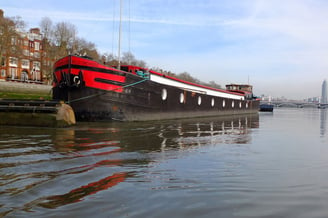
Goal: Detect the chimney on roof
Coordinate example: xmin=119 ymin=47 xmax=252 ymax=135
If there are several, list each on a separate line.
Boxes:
xmin=30 ymin=28 xmax=40 ymax=34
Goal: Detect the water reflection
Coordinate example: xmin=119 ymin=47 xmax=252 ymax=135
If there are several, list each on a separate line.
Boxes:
xmin=25 ymin=172 xmax=128 ymax=210
xmin=157 ymin=115 xmax=259 ymax=150
xmin=0 ymin=113 xmax=258 ymax=216
xmin=320 ymin=109 xmax=327 ymax=137
xmin=117 ymin=114 xmax=259 ymax=153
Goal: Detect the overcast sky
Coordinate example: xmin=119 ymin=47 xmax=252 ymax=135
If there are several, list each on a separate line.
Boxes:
xmin=2 ymin=0 xmax=328 ymax=99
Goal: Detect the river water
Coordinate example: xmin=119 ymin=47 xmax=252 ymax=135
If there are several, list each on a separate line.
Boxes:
xmin=1 ymin=108 xmax=328 ymax=217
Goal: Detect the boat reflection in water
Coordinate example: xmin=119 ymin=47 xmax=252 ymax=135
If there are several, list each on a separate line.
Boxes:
xmin=156 ymin=114 xmax=259 ymax=151
xmin=0 ymin=113 xmax=258 ymax=216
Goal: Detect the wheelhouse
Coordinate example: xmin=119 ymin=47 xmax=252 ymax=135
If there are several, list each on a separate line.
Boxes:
xmin=226 ymin=84 xmax=254 ymax=100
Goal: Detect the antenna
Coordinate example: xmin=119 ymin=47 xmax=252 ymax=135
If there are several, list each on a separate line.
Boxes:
xmin=118 ymin=0 xmax=123 ymax=70
xmin=128 ymin=0 xmax=131 ymax=64
xmin=111 ymin=0 xmax=116 ymax=58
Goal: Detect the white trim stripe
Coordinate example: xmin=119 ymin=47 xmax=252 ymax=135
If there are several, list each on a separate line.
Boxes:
xmin=150 ymin=74 xmax=244 ymax=100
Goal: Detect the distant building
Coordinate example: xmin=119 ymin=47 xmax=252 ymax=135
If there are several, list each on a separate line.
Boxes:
xmin=0 ymin=9 xmax=45 ymax=83
xmin=306 ymin=97 xmax=319 ymax=103
xmin=260 ymin=95 xmax=272 ymax=102
xmin=321 ymin=80 xmax=327 ymax=104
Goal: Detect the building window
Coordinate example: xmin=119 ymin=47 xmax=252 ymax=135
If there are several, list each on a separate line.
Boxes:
xmin=23 ymin=49 xmax=29 ymax=56
xmin=24 ymin=40 xmax=28 ymax=46
xmin=1 ymin=69 xmax=6 ymax=77
xmin=35 ymin=42 xmax=40 ymax=51
xmin=32 ymin=61 xmax=41 ymax=81
xmin=33 ymin=61 xmax=40 ymax=69
xmin=10 ymin=68 xmax=17 ymax=79
xmin=11 ymin=37 xmax=17 ymax=45
xmin=34 ymin=52 xmax=40 ymax=58
xmin=9 ymin=57 xmax=18 ymax=67
xmin=21 ymin=59 xmax=29 ymax=69
xmin=1 ymin=57 xmax=5 ymax=66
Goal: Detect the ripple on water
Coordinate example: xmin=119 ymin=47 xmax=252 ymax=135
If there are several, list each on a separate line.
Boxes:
xmin=2 ymin=111 xmax=328 ymax=218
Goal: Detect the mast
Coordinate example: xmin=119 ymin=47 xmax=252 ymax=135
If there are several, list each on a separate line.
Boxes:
xmin=117 ymin=0 xmax=123 ymax=70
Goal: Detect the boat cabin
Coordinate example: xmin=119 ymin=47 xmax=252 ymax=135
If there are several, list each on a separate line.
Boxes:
xmin=118 ymin=65 xmax=149 ymax=78
xmin=226 ymin=84 xmax=253 ymax=99
xmin=119 ymin=65 xmax=145 ymax=74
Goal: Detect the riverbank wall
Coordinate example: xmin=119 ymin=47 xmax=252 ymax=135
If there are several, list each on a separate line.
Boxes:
xmin=0 ymin=81 xmax=52 ymax=94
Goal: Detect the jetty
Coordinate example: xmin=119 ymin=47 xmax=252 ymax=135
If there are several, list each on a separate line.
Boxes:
xmin=0 ymin=99 xmax=76 ymax=127
xmin=0 ymin=81 xmax=75 ymax=127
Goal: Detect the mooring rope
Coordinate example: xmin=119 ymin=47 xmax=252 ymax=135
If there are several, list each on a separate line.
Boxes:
xmin=66 ymin=77 xmax=149 ymax=104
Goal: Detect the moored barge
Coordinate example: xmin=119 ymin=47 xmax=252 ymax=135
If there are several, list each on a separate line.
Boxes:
xmin=52 ymin=55 xmax=259 ymax=121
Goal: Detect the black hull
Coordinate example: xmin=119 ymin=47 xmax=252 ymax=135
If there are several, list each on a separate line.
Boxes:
xmin=259 ymin=104 xmax=274 ymax=112
xmin=53 ymin=74 xmax=259 ymax=121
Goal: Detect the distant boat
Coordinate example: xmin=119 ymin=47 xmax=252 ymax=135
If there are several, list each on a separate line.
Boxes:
xmin=52 ymin=55 xmax=260 ymax=121
xmin=260 ymin=103 xmax=274 ymax=112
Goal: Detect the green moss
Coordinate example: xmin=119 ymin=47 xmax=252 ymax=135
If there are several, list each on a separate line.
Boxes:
xmin=0 ymin=112 xmax=72 ymax=127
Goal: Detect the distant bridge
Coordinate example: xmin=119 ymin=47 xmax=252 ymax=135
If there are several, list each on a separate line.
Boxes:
xmin=261 ymin=100 xmax=325 ymax=108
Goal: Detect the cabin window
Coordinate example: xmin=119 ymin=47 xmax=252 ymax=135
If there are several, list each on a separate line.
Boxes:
xmin=223 ymin=100 xmax=225 ymax=108
xmin=232 ymin=101 xmax=235 ymax=108
xmin=162 ymin=89 xmax=167 ymax=100
xmin=120 ymin=66 xmax=129 ymax=72
xmin=246 ymin=102 xmax=249 ymax=108
xmin=211 ymin=98 xmax=215 ymax=107
xmin=198 ymin=96 xmax=202 ymax=105
xmin=180 ymin=93 xmax=184 ymax=103
xmin=239 ymin=102 xmax=242 ymax=108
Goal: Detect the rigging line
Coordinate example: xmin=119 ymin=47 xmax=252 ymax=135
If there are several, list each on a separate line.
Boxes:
xmin=117 ymin=0 xmax=123 ymax=70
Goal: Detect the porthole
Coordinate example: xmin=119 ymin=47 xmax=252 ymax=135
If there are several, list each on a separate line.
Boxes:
xmin=198 ymin=96 xmax=202 ymax=105
xmin=239 ymin=102 xmax=242 ymax=108
xmin=232 ymin=101 xmax=235 ymax=108
xmin=180 ymin=93 xmax=184 ymax=103
xmin=211 ymin=98 xmax=215 ymax=107
xmin=223 ymin=100 xmax=226 ymax=108
xmin=161 ymin=88 xmax=167 ymax=100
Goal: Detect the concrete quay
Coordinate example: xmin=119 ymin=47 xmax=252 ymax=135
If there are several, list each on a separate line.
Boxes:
xmin=0 ymin=81 xmax=52 ymax=94
xmin=0 ymin=81 xmax=76 ymax=127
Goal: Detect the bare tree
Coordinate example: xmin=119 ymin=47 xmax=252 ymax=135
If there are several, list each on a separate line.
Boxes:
xmin=121 ymin=51 xmax=147 ymax=67
xmin=198 ymin=80 xmax=222 ymax=89
xmin=101 ymin=53 xmax=118 ymax=66
xmin=40 ymin=17 xmax=53 ymax=41
xmin=39 ymin=17 xmax=54 ymax=82
xmin=72 ymin=37 xmax=99 ymax=60
xmin=176 ymin=72 xmax=200 ymax=84
xmin=0 ymin=14 xmax=25 ymax=63
xmin=53 ymin=21 xmax=77 ymax=58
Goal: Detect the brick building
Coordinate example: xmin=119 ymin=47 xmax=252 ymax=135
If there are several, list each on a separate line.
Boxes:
xmin=0 ymin=9 xmax=45 ymax=83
